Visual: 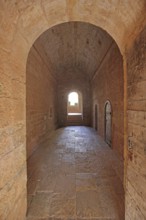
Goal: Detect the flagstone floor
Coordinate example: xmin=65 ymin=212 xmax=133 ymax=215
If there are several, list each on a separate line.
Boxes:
xmin=27 ymin=126 xmax=124 ymax=220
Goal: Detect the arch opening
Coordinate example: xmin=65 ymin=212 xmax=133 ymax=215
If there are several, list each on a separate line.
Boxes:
xmin=25 ymin=20 xmax=124 ymax=219
xmin=67 ymin=91 xmax=83 ymax=126
xmin=68 ymin=92 xmax=79 ymax=106
xmin=67 ymin=91 xmax=82 ymax=116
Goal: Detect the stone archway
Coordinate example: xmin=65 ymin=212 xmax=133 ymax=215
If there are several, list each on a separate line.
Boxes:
xmin=1 ymin=1 xmax=146 ymax=219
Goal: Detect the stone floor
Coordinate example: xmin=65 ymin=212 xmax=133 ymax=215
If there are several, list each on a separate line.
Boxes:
xmin=26 ymin=126 xmax=124 ymax=220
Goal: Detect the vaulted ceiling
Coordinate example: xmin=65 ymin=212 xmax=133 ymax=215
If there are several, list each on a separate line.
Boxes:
xmin=33 ymin=22 xmax=114 ymax=80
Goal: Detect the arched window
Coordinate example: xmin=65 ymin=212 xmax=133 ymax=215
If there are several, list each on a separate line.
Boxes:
xmin=67 ymin=91 xmax=82 ymax=116
xmin=68 ymin=92 xmax=79 ymax=106
xmin=104 ymin=100 xmax=112 ymax=147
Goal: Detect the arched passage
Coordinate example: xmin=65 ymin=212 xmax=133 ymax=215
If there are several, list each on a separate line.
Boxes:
xmin=26 ymin=22 xmax=124 ymax=219
xmin=1 ymin=1 xmax=146 ymax=219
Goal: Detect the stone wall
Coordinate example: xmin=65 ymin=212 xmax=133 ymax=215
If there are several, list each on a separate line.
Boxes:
xmin=92 ymin=43 xmax=124 ymax=180
xmin=125 ymin=26 xmax=146 ymax=220
xmin=26 ymin=45 xmax=58 ymax=159
xmin=0 ymin=28 xmax=28 ymax=220
xmin=57 ymin=68 xmax=91 ymax=127
xmin=0 ymin=1 xmax=146 ymax=219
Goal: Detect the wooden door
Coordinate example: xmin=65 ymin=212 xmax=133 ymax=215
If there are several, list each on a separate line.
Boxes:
xmin=105 ymin=101 xmax=112 ymax=146
xmin=95 ymin=104 xmax=98 ymax=131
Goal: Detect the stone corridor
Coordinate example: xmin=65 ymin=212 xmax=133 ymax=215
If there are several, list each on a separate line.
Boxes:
xmin=26 ymin=126 xmax=124 ymax=220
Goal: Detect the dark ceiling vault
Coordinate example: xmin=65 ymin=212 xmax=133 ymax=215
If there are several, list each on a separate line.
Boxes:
xmin=34 ymin=22 xmax=114 ymax=81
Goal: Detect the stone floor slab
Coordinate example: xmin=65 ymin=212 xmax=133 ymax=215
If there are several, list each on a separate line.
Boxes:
xmin=27 ymin=126 xmax=124 ymax=220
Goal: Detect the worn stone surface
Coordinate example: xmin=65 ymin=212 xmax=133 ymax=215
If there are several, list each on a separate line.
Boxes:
xmin=26 ymin=45 xmax=58 ymax=158
xmin=92 ymin=43 xmax=124 ymax=181
xmin=126 ymin=25 xmax=146 ymax=220
xmin=27 ymin=126 xmax=124 ymax=220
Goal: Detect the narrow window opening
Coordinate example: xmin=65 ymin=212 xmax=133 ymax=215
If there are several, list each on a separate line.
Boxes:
xmin=68 ymin=92 xmax=79 ymax=106
xmin=67 ymin=91 xmax=82 ymax=116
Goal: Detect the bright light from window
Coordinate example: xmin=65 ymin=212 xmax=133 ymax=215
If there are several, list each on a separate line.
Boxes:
xmin=68 ymin=92 xmax=78 ymax=106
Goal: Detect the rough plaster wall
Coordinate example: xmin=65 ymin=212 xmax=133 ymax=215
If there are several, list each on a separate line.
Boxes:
xmin=26 ymin=46 xmax=58 ymax=159
xmin=125 ymin=26 xmax=146 ymax=220
xmin=57 ymin=68 xmax=91 ymax=127
xmin=92 ymin=43 xmax=124 ymax=180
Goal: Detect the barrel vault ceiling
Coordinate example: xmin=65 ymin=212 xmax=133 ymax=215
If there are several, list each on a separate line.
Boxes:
xmin=33 ymin=22 xmax=114 ymax=81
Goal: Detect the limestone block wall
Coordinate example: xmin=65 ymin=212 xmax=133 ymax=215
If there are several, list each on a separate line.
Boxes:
xmin=125 ymin=26 xmax=146 ymax=220
xmin=57 ymin=69 xmax=91 ymax=127
xmin=0 ymin=1 xmax=146 ymax=220
xmin=26 ymin=45 xmax=58 ymax=159
xmin=92 ymin=43 xmax=124 ymax=180
xmin=0 ymin=27 xmax=28 ymax=220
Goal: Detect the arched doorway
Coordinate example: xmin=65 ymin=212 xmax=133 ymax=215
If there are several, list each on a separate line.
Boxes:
xmin=105 ymin=100 xmax=112 ymax=146
xmin=95 ymin=104 xmax=98 ymax=131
